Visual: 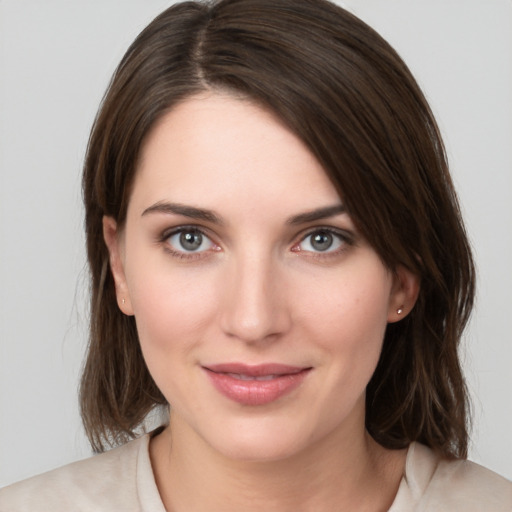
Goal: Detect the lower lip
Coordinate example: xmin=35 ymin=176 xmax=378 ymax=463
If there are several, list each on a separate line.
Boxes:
xmin=204 ymin=368 xmax=311 ymax=406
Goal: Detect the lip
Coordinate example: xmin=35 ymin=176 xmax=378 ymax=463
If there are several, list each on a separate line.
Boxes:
xmin=202 ymin=363 xmax=312 ymax=406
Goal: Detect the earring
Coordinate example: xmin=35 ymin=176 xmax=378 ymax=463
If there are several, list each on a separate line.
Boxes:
xmin=122 ymin=298 xmax=126 ymax=305
xmin=397 ymin=306 xmax=404 ymax=315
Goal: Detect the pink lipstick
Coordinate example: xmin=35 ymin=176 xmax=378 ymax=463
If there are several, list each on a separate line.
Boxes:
xmin=203 ymin=363 xmax=311 ymax=406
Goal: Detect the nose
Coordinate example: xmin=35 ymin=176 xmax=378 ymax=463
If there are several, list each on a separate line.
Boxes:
xmin=219 ymin=252 xmax=291 ymax=344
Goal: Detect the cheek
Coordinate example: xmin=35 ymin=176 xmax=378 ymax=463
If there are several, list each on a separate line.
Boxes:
xmin=126 ymin=267 xmax=221 ymax=410
xmin=293 ymin=262 xmax=392 ymax=397
xmin=304 ymin=273 xmax=391 ymax=426
xmin=124 ymin=250 xmax=218 ymax=362
xmin=296 ymin=266 xmax=392 ymax=347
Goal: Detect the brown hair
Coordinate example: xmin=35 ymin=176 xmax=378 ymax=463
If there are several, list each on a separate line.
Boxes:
xmin=81 ymin=0 xmax=475 ymax=457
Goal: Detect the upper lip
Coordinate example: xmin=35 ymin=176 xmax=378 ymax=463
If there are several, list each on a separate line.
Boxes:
xmin=203 ymin=363 xmax=310 ymax=377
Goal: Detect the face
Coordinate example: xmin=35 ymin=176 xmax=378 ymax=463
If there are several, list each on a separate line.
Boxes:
xmin=104 ymin=93 xmax=418 ymax=462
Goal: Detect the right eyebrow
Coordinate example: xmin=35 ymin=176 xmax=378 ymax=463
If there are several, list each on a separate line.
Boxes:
xmin=141 ymin=201 xmax=224 ymax=225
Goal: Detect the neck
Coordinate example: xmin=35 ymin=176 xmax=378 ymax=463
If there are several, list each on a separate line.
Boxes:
xmin=150 ymin=413 xmax=406 ymax=512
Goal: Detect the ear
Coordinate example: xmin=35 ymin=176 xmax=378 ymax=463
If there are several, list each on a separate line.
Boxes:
xmin=103 ymin=216 xmax=134 ymax=316
xmin=387 ymin=265 xmax=420 ymax=323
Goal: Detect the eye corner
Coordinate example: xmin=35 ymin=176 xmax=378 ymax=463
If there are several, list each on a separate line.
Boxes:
xmin=291 ymin=226 xmax=354 ymax=258
xmin=160 ymin=225 xmax=221 ymax=260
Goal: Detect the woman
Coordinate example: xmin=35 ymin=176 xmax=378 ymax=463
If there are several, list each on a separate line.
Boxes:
xmin=1 ymin=0 xmax=511 ymax=510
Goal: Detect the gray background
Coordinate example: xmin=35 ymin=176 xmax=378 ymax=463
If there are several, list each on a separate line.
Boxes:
xmin=1 ymin=0 xmax=511 ymax=485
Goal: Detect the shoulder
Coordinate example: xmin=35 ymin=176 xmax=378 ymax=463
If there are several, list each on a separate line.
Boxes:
xmin=0 ymin=435 xmax=150 ymax=512
xmin=404 ymin=442 xmax=512 ymax=511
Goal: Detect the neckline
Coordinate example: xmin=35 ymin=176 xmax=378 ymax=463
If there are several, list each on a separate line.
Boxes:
xmin=136 ymin=432 xmax=433 ymax=511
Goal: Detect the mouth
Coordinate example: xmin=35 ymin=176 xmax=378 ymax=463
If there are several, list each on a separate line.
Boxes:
xmin=202 ymin=363 xmax=312 ymax=406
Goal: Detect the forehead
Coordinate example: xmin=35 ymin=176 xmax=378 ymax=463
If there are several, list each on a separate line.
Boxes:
xmin=131 ymin=93 xmax=341 ymax=217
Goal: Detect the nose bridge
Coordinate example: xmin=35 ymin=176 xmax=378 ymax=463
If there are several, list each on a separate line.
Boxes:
xmin=220 ymin=247 xmax=289 ymax=343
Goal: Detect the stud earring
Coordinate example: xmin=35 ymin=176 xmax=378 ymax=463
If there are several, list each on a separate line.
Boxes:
xmin=397 ymin=306 xmax=404 ymax=315
xmin=122 ymin=298 xmax=126 ymax=305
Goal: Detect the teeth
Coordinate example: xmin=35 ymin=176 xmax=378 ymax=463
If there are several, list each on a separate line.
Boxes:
xmin=226 ymin=373 xmax=279 ymax=381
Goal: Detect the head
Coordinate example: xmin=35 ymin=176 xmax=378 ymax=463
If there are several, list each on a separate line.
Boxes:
xmin=81 ymin=0 xmax=475 ymax=458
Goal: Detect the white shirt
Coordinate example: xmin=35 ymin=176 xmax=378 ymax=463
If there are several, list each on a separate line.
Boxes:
xmin=1 ymin=433 xmax=511 ymax=511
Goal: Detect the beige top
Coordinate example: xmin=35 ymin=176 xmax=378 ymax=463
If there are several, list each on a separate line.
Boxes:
xmin=1 ymin=434 xmax=511 ymax=511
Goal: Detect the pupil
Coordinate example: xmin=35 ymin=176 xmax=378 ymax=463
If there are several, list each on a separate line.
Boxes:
xmin=180 ymin=231 xmax=202 ymax=251
xmin=311 ymin=232 xmax=332 ymax=251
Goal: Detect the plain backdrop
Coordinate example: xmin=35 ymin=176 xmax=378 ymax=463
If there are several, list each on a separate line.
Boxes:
xmin=1 ymin=0 xmax=511 ymax=486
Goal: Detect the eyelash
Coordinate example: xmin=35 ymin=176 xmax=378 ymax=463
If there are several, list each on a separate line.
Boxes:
xmin=158 ymin=226 xmax=354 ymax=261
xmin=159 ymin=226 xmax=219 ymax=260
xmin=291 ymin=228 xmax=354 ymax=259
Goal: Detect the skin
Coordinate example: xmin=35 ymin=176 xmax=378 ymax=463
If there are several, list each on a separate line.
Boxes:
xmin=104 ymin=92 xmax=419 ymax=511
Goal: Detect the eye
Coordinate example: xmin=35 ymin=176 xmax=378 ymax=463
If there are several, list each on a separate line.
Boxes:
xmin=165 ymin=227 xmax=217 ymax=254
xmin=293 ymin=229 xmax=348 ymax=254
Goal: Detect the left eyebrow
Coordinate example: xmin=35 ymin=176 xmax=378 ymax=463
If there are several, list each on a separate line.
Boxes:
xmin=286 ymin=204 xmax=346 ymax=225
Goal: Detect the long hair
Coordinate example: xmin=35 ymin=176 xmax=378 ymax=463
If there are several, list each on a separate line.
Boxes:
xmin=81 ymin=0 xmax=475 ymax=456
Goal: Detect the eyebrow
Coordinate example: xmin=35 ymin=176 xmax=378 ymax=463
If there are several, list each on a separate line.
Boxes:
xmin=141 ymin=201 xmax=223 ymax=225
xmin=286 ymin=204 xmax=346 ymax=225
xmin=141 ymin=201 xmax=345 ymax=226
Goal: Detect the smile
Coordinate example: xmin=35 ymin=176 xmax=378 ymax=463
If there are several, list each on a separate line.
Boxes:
xmin=202 ymin=363 xmax=312 ymax=406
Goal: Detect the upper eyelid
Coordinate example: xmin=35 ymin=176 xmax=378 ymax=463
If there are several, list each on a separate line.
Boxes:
xmin=159 ymin=225 xmax=219 ymax=249
xmin=162 ymin=225 xmax=351 ymax=240
xmin=160 ymin=226 xmax=219 ymax=258
xmin=291 ymin=227 xmax=355 ymax=258
xmin=158 ymin=224 xmax=354 ymax=249
xmin=160 ymin=224 xmax=213 ymax=239
xmin=295 ymin=225 xmax=353 ymax=242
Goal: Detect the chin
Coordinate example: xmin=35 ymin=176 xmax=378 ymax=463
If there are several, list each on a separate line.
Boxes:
xmin=196 ymin=415 xmax=318 ymax=463
xmin=215 ymin=435 xmax=305 ymax=463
